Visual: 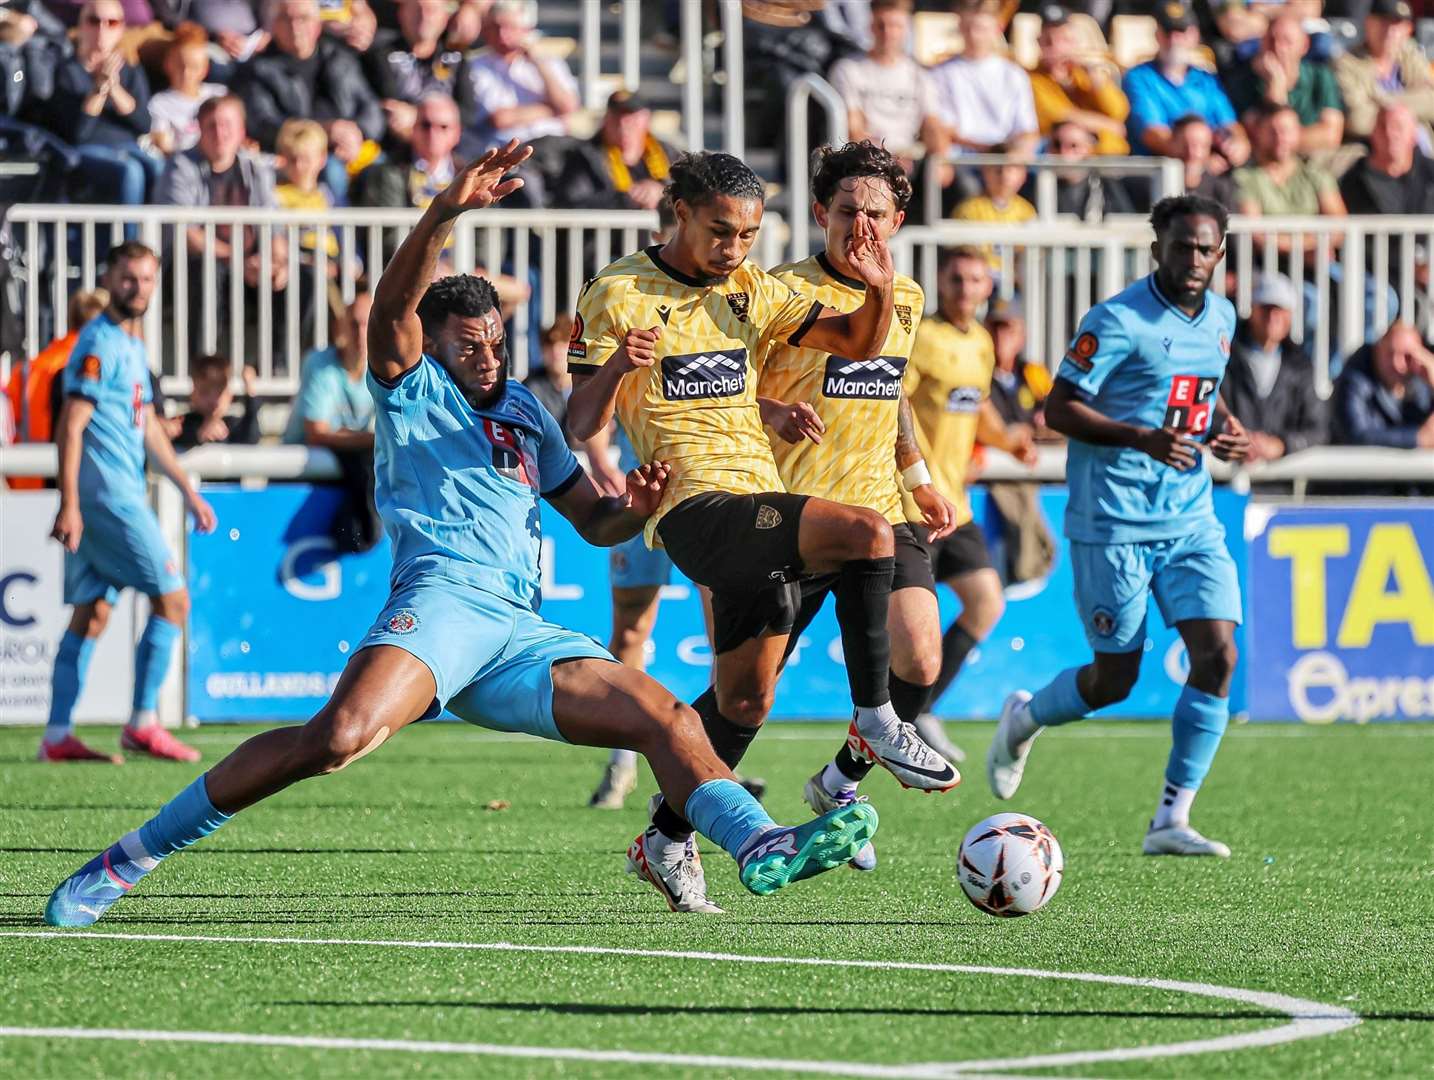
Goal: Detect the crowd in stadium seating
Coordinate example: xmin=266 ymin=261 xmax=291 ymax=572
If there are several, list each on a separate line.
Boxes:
xmin=3 ymin=0 xmax=1433 ymax=459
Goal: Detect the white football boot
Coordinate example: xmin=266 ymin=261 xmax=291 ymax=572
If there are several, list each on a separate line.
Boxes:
xmin=846 ymin=711 xmax=959 ymax=792
xmin=987 ymin=690 xmax=1041 ymax=800
xmin=802 ymin=771 xmax=877 ymax=871
xmin=1142 ymin=823 xmax=1232 ymax=858
xmin=913 ymin=712 xmax=967 ymax=764
xmin=588 ymin=760 xmax=637 ymax=810
xmin=626 ymin=828 xmax=724 ymax=913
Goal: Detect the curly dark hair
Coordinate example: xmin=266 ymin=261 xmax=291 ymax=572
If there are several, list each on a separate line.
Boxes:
xmin=1150 ymin=194 xmax=1229 ymax=240
xmin=664 ymin=151 xmax=766 ymax=209
xmin=416 ymin=274 xmax=501 ymax=337
xmin=811 ymin=141 xmax=913 ymax=212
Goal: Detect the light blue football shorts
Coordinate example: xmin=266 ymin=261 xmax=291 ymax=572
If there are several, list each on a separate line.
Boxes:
xmin=609 ymin=531 xmax=672 ymax=591
xmin=357 ymin=572 xmax=614 ymax=740
xmin=64 ymin=498 xmax=184 ymax=605
xmin=1071 ymin=525 xmax=1242 ymax=653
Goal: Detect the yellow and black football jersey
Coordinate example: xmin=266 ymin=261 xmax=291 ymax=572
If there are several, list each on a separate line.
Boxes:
xmin=900 ymin=313 xmax=996 ymax=528
xmin=760 ymin=252 xmax=924 ymax=525
xmin=569 ymin=246 xmax=821 ymax=545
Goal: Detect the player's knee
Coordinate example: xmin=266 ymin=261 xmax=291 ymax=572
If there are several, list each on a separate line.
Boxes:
xmin=847 ymin=510 xmax=894 ymax=560
xmin=154 ymin=589 xmax=190 ymax=625
xmin=299 ymin=708 xmax=380 ymax=775
xmin=892 ymin=644 xmax=941 ymax=686
xmin=1190 ymin=638 xmax=1238 ymax=690
xmin=1088 ymin=665 xmax=1139 ymax=708
xmin=74 ymin=602 xmax=111 ymax=638
xmin=714 ymin=686 xmax=772 ymax=729
xmin=967 ymin=590 xmax=1005 ymax=638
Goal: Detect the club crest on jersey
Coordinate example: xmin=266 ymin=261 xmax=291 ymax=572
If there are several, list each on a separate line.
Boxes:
xmin=1219 ymin=333 xmax=1231 ymax=357
xmin=725 ymin=292 xmax=750 ymax=322
xmin=1164 ymin=375 xmax=1219 ymax=434
xmin=387 ymin=609 xmax=420 ymax=634
xmin=946 ymin=386 xmax=983 ymax=413
xmin=823 ymin=354 xmax=906 ymax=399
xmin=1091 ymin=608 xmax=1115 ymax=636
xmin=1066 ymin=332 xmax=1098 ymax=372
xmin=566 ymin=312 xmax=586 ymax=360
xmin=755 ymin=504 xmax=782 ymax=529
xmin=660 ymin=349 xmax=747 ymax=400
xmin=81 ymin=354 xmax=102 ymax=380
xmin=895 ymin=304 xmax=913 ymax=332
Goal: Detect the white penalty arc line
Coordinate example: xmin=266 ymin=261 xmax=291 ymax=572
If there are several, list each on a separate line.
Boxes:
xmin=0 ymin=931 xmax=1359 ymax=1077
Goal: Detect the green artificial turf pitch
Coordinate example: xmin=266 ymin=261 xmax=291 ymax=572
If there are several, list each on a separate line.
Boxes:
xmin=1 ymin=720 xmax=1430 ymax=1078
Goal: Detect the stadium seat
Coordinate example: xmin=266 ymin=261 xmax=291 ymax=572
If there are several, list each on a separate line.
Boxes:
xmin=1110 ymin=14 xmax=1157 ymax=69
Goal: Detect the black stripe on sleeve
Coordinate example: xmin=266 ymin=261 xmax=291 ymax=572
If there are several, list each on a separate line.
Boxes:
xmin=787 ymin=301 xmax=825 ymax=347
xmin=542 ymin=462 xmax=587 ymax=500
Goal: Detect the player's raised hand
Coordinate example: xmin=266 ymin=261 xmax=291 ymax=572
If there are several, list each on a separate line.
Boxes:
xmin=611 ymin=327 xmax=662 ymax=373
xmin=624 ymin=461 xmax=671 ymax=517
xmin=50 ymin=504 xmax=83 ymax=553
xmin=187 ymin=492 xmax=218 ymax=535
xmin=763 ymin=399 xmax=825 ymax=444
xmin=912 ymin=483 xmax=957 ymax=542
xmin=845 ymin=213 xmax=894 ymax=289
xmin=1210 ymin=412 xmax=1251 ymax=463
xmin=433 ymin=139 xmax=533 ymax=219
xmin=1136 ymin=427 xmax=1200 ymax=470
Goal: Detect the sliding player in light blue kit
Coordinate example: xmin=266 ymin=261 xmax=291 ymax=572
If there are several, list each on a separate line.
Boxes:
xmin=44 ymin=141 xmax=876 ymax=927
xmin=988 ymin=194 xmax=1251 ymax=857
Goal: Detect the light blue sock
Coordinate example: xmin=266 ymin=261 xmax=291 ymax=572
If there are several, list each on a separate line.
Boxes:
xmin=132 ymin=616 xmax=180 ymax=714
xmin=682 ymin=779 xmax=777 ymax=862
xmin=45 ymin=631 xmax=96 ymax=743
xmin=128 ymin=774 xmax=232 ymax=863
xmin=1166 ymin=685 xmax=1230 ymax=789
xmin=1028 ymin=666 xmax=1091 ymax=728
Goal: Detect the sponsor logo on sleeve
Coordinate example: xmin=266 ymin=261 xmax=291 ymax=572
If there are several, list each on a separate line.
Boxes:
xmin=81 ymin=355 xmax=102 ymax=380
xmin=566 ymin=312 xmax=586 ymax=360
xmin=946 ymin=386 xmax=983 ymax=413
xmin=822 ymin=354 xmax=906 ymax=399
xmin=660 ymin=349 xmax=748 ymax=400
xmin=1065 ymin=332 xmax=1098 ymax=372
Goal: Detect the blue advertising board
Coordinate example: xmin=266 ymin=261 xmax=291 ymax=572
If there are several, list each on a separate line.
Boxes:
xmin=189 ymin=483 xmax=1248 ymax=723
xmin=1246 ymin=504 xmax=1434 ymax=722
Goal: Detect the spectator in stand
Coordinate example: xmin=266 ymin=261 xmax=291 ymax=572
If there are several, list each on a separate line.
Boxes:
xmin=40 ymin=0 xmax=161 ymax=207
xmin=317 ymin=0 xmax=376 ymax=54
xmin=283 ymin=288 xmax=375 ymax=449
xmin=1236 ymin=102 xmax=1345 ymax=222
xmin=274 ymin=117 xmax=341 ymax=269
xmin=541 ymin=90 xmax=675 ymax=211
xmin=1027 ymin=4 xmax=1129 ymax=156
xmin=234 ymin=0 xmax=384 ymax=160
xmin=459 ymin=0 xmax=577 ymax=151
xmin=1332 ymin=321 xmax=1434 ymax=448
xmin=364 ymin=0 xmax=466 ymax=150
xmin=1225 ymin=12 xmax=1344 ymax=156
xmin=1170 ymin=114 xmax=1241 ymax=213
xmin=170 ymin=353 xmax=260 ymax=450
xmin=147 ymin=23 xmax=225 ymax=157
xmin=1340 ymin=104 xmax=1434 ymax=293
xmin=985 ymin=297 xmax=1054 ymax=434
xmin=929 ymin=0 xmax=1038 ymax=156
xmin=168 ymin=0 xmax=267 ymax=65
xmin=1224 ymin=273 xmax=1327 ymax=463
xmin=1049 ymin=119 xmax=1135 ymax=219
xmin=827 ymin=0 xmax=948 ymax=168
xmin=3 ymin=289 xmax=109 ymax=490
xmin=157 ymin=94 xmax=290 ymax=355
xmin=1122 ymin=1 xmax=1249 ymax=168
xmin=524 ymin=314 xmax=573 ymax=442
xmin=953 ymin=147 xmax=1035 ymax=273
xmin=1334 ymin=0 xmax=1434 ymax=150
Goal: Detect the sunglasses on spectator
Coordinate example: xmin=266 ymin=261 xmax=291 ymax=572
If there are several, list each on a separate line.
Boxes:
xmin=83 ymin=14 xmax=124 ymax=27
xmin=416 ymin=119 xmax=456 ymax=130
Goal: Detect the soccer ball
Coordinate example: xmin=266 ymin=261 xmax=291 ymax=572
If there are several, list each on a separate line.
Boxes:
xmin=956 ymin=812 xmax=1063 ymax=917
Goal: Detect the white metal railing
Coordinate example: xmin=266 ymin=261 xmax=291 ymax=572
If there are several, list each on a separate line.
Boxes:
xmin=8 ymin=203 xmax=786 ymax=396
xmin=892 ymin=216 xmax=1434 ymax=399
xmin=923 ymin=152 xmax=1186 ymax=225
xmin=786 ymin=74 xmax=850 ymax=261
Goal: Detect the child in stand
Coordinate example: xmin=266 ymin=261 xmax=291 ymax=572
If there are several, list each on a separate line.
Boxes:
xmin=275 ymin=118 xmax=341 ymax=273
xmin=148 ymin=23 xmax=225 ymax=157
xmin=171 ymin=353 xmax=261 ymax=451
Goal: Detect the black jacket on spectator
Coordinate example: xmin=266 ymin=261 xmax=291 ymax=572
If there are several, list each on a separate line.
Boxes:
xmin=1055 ymin=174 xmax=1135 ymax=219
xmin=40 ymin=54 xmax=151 ymax=145
xmin=1331 ymin=344 xmax=1434 ymax=449
xmin=1338 ymin=152 xmax=1434 ymax=281
xmin=531 ymin=132 xmax=677 ymax=211
xmin=1224 ymin=329 xmax=1327 ymax=455
xmin=170 ymin=396 xmax=261 ymax=450
xmin=234 ymin=36 xmax=384 ymax=150
xmin=362 ymin=29 xmax=463 ymax=103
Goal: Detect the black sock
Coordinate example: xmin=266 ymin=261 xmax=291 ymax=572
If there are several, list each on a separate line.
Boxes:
xmin=928 ymin=623 xmax=978 ymax=713
xmin=652 ymin=688 xmax=760 ymax=842
xmin=834 ymin=556 xmax=895 ymax=708
xmin=834 ymin=743 xmax=874 ymax=782
xmin=888 ymin=671 xmax=934 ymax=725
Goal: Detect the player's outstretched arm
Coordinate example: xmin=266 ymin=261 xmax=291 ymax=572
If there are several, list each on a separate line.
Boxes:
xmin=1045 ymin=379 xmax=1198 ymax=469
xmin=368 ymin=139 xmax=532 ymax=382
xmin=50 ymin=397 xmax=95 ymax=553
xmin=143 ymin=404 xmax=218 ymax=534
xmin=793 ymin=213 xmax=894 ymax=360
xmin=549 ymin=461 xmax=671 ymax=548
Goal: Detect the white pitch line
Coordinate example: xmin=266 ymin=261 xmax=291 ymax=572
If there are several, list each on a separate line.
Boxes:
xmin=0 ymin=931 xmax=1360 ymax=1076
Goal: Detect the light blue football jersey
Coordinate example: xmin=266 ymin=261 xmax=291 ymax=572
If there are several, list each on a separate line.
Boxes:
xmin=1056 ymin=274 xmax=1237 ymax=544
xmin=368 ymin=357 xmax=584 ymax=609
xmin=61 ymin=314 xmax=152 ymax=505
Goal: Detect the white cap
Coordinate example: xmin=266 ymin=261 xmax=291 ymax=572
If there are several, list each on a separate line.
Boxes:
xmin=1251 ymin=272 xmax=1297 ymax=310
